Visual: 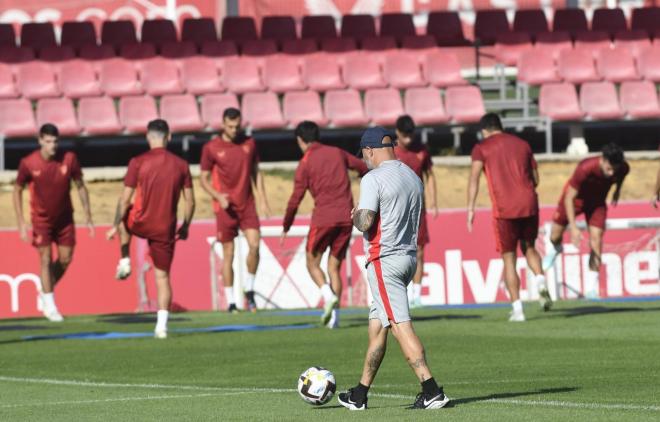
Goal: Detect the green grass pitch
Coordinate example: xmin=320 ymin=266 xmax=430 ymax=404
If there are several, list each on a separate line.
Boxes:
xmin=0 ymin=300 xmax=659 ymax=421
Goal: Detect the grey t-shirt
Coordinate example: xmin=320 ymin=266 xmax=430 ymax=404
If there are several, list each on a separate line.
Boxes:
xmin=358 ymin=160 xmax=423 ymax=264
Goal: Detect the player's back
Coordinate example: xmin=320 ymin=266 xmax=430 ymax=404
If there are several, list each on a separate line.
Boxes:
xmin=567 ymin=157 xmax=629 ymax=205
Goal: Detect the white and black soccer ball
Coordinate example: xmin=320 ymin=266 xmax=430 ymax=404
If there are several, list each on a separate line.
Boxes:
xmin=297 ymin=366 xmax=336 ymax=405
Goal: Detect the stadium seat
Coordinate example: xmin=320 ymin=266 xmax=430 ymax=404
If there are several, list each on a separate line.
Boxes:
xmin=38 ymin=46 xmax=76 ymax=62
xmin=553 ymin=9 xmax=588 ymax=38
xmin=620 ymin=80 xmax=660 ymax=119
xmin=201 ymin=40 xmax=238 ymax=58
xmin=281 ymin=39 xmax=318 ymax=55
xmin=140 ymin=58 xmax=183 ymax=96
xmin=302 ymin=55 xmax=345 ymax=91
xmin=361 ymin=36 xmax=397 ymax=51
xmin=222 ymin=57 xmax=264 ymax=93
xmin=0 ymin=46 xmax=35 ymax=64
xmin=141 ymin=19 xmax=178 ymax=48
xmin=401 ymin=35 xmax=437 ymax=51
xmin=614 ymin=30 xmax=652 ymax=58
xmin=592 ymin=8 xmax=627 ymax=37
xmin=99 ymin=59 xmax=143 ymax=97
xmin=242 ymin=92 xmax=285 ymax=129
xmin=427 ymin=11 xmax=472 ymax=46
xmin=580 ymin=81 xmax=624 ymax=120
xmin=539 ymin=83 xmax=584 ymax=120
xmin=364 ymin=88 xmax=404 ymax=125
xmin=596 ymin=47 xmax=639 ymax=83
xmin=242 ymin=39 xmax=279 ymax=56
xmin=283 ymin=91 xmax=328 ymax=127
xmin=78 ymin=96 xmax=123 ymax=135
xmin=261 ymin=16 xmax=297 ymax=44
xmin=631 ymin=7 xmax=660 ymax=37
xmin=637 ymin=46 xmax=660 ymax=82
xmin=160 ymin=94 xmax=203 ymax=132
xmin=263 ymin=56 xmax=305 ymax=93
xmin=513 ymin=9 xmax=549 ymax=39
xmin=20 ymin=23 xmax=56 ymax=49
xmin=383 ymin=51 xmax=425 ymax=89
xmin=301 ymin=16 xmax=337 ymax=40
xmin=534 ymin=31 xmax=573 ymax=59
xmin=119 ymin=43 xmax=157 ymax=60
xmin=0 ymin=63 xmax=17 ymax=98
xmin=36 ymin=98 xmax=81 ymax=136
xmin=181 ymin=57 xmax=223 ymax=95
xmin=380 ymin=13 xmax=416 ymax=43
xmin=101 ymin=20 xmax=137 ymax=48
xmin=343 ymin=54 xmax=386 ymax=90
xmin=221 ymin=17 xmax=258 ymax=44
xmin=200 ymin=93 xmax=239 ymax=129
xmin=445 ymin=85 xmax=486 ymax=123
xmin=324 ymin=89 xmax=368 ymax=127
xmin=404 ymin=87 xmax=448 ymax=125
xmin=574 ymin=31 xmax=611 ymax=56
xmin=557 ymin=49 xmax=600 ymax=84
xmin=474 ymin=10 xmax=510 ymax=45
xmin=320 ymin=37 xmax=357 ymax=52
xmin=61 ymin=22 xmax=97 ymax=49
xmin=494 ymin=32 xmax=533 ymax=66
xmin=160 ymin=41 xmax=198 ymax=59
xmin=517 ymin=50 xmax=559 ymax=85
xmin=119 ymin=95 xmax=159 ymax=133
xmin=423 ymin=51 xmax=467 ymax=87
xmin=182 ymin=18 xmax=218 ymax=47
xmin=79 ymin=44 xmax=116 ymax=61
xmin=0 ymin=98 xmax=36 ymax=137
xmin=0 ymin=24 xmax=15 ymax=46
xmin=59 ymin=60 xmax=102 ymax=98
xmin=17 ymin=62 xmax=59 ymax=99
xmin=341 ymin=15 xmax=376 ymax=41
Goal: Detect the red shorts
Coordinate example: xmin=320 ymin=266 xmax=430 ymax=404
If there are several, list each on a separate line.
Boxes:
xmin=417 ymin=209 xmax=430 ymax=247
xmin=492 ymin=215 xmax=539 ymax=253
xmin=215 ymin=200 xmax=260 ymax=243
xmin=124 ymin=207 xmax=175 ymax=272
xmin=32 ymin=221 xmax=76 ymax=248
xmin=306 ymin=225 xmax=352 ymax=259
xmin=553 ymin=202 xmax=607 ymax=230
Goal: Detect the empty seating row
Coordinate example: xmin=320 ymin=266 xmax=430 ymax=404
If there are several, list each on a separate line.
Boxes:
xmin=539 ymin=80 xmax=660 ymax=121
xmin=0 ymin=86 xmax=485 ymax=138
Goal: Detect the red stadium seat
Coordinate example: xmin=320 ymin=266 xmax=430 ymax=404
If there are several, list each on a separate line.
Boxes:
xmin=558 ymin=49 xmax=600 ymax=84
xmin=119 ymin=43 xmax=157 ymax=60
xmin=181 ymin=57 xmax=223 ymax=95
xmin=614 ymin=30 xmax=652 ymax=59
xmin=36 ymin=98 xmax=81 ymax=136
xmin=513 ymin=9 xmax=549 ymax=39
xmin=423 ymin=51 xmax=466 ymax=87
xmin=140 ymin=58 xmax=183 ymax=96
xmin=401 ymin=35 xmax=437 ymax=51
xmin=620 ymin=80 xmax=660 ymax=119
xmin=383 ymin=51 xmax=425 ymax=89
xmin=474 ymin=10 xmax=510 ymax=45
xmin=99 ymin=59 xmax=143 ymax=97
xmin=343 ymin=54 xmax=386 ymax=90
xmin=200 ymin=93 xmax=239 ymax=129
xmin=380 ymin=13 xmax=416 ymax=43
xmin=160 ymin=94 xmax=203 ymax=132
xmin=59 ymin=60 xmax=102 ymax=98
xmin=360 ymin=36 xmax=397 ymax=51
xmin=78 ymin=96 xmax=122 ymax=135
xmin=201 ymin=40 xmax=238 ymax=58
xmin=160 ymin=41 xmax=198 ymax=59
xmin=324 ymin=89 xmax=368 ymax=127
xmin=281 ymin=39 xmax=318 ymax=55
xmin=494 ymin=32 xmax=533 ymax=66
xmin=580 ymin=81 xmax=624 ymax=120
xmin=182 ymin=18 xmax=217 ymax=47
xmin=534 ymin=31 xmax=573 ymax=60
xmin=263 ymin=56 xmax=305 ymax=93
xmin=119 ymin=95 xmax=158 ymax=133
xmin=427 ymin=12 xmax=472 ymax=46
xmin=592 ymin=8 xmax=627 ymax=37
xmin=637 ymin=46 xmax=660 ymax=82
xmin=141 ymin=19 xmax=177 ymax=48
xmin=320 ymin=37 xmax=357 ymax=53
xmin=631 ymin=7 xmax=660 ymax=37
xmin=301 ymin=16 xmax=337 ymax=40
xmin=341 ymin=15 xmax=376 ymax=41
xmin=17 ymin=62 xmax=59 ymax=99
xmin=241 ymin=39 xmax=278 ymax=56
xmin=539 ymin=83 xmax=584 ymax=120
xmin=78 ymin=44 xmax=116 ymax=61
xmin=596 ymin=47 xmax=639 ymax=83
xmin=261 ymin=16 xmax=297 ymax=44
xmin=221 ymin=17 xmax=258 ymax=44
xmin=222 ymin=57 xmax=264 ymax=93
xmin=20 ymin=23 xmax=56 ymax=49
xmin=303 ymin=55 xmax=345 ymax=91
xmin=553 ymin=9 xmax=588 ymax=37
xmin=0 ymin=46 xmax=34 ymax=63
xmin=574 ymin=31 xmax=611 ymax=56
xmin=38 ymin=46 xmax=76 ymax=62
xmin=0 ymin=24 xmax=15 ymax=46
xmin=364 ymin=88 xmax=404 ymax=125
xmin=101 ymin=20 xmax=137 ymax=48
xmin=445 ymin=85 xmax=486 ymax=123
xmin=0 ymin=63 xmax=18 ymax=98
xmin=242 ymin=92 xmax=285 ymax=129
xmin=283 ymin=91 xmax=328 ymax=127
xmin=0 ymin=98 xmax=36 ymax=137
xmin=517 ymin=50 xmax=559 ymax=85
xmin=404 ymin=87 xmax=448 ymax=125
xmin=61 ymin=22 xmax=97 ymax=49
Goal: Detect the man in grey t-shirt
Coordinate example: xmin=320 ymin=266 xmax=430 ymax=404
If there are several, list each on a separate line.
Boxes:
xmin=337 ymin=127 xmax=450 ymax=411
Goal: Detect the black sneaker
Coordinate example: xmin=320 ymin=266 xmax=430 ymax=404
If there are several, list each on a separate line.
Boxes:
xmin=228 ymin=304 xmax=238 ymax=314
xmin=409 ymin=391 xmax=450 ymax=410
xmin=245 ymin=291 xmax=257 ymax=313
xmin=337 ymin=388 xmax=367 ymax=410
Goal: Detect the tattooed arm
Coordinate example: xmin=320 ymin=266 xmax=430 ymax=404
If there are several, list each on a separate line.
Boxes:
xmin=352 ymin=209 xmax=376 ymax=232
xmin=354 ymin=174 xmax=379 ymax=232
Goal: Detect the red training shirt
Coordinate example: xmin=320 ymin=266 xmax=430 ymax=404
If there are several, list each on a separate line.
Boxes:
xmin=283 ymin=143 xmax=368 ymax=231
xmin=124 ymin=148 xmax=192 ymax=241
xmin=394 ymin=143 xmax=433 ymax=181
xmin=471 ymin=133 xmax=539 ymax=219
xmin=16 ymin=150 xmax=82 ymax=227
xmin=561 ymin=156 xmax=629 ymax=208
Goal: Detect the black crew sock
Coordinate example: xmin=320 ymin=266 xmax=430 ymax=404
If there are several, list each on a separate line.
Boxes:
xmin=120 ymin=244 xmax=129 ymax=259
xmin=421 ymin=378 xmax=442 ymax=397
xmin=245 ymin=291 xmax=255 ymax=302
xmin=351 ymin=383 xmax=370 ymax=402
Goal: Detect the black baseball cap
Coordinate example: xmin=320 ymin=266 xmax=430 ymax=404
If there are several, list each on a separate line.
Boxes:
xmin=357 ymin=126 xmax=396 ymax=156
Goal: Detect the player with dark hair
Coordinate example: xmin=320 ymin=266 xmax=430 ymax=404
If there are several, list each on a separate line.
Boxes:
xmin=13 ymin=123 xmax=94 ymax=322
xmin=393 ymin=115 xmax=438 ymax=308
xmin=200 ymin=108 xmax=271 ymax=313
xmin=107 ymin=119 xmax=195 ymax=338
xmin=281 ymin=121 xmax=368 ymax=328
xmin=543 ymin=143 xmax=629 ymax=299
xmin=467 ymin=113 xmax=551 ymax=321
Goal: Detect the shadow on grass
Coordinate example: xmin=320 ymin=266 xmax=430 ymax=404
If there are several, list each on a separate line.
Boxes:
xmin=340 ymin=313 xmax=482 ymax=328
xmin=96 ymin=314 xmax=191 ymax=324
xmin=551 ymin=306 xmax=660 ymax=318
xmin=449 ymin=386 xmax=579 ymax=407
xmin=0 ymin=324 xmax=49 ymax=331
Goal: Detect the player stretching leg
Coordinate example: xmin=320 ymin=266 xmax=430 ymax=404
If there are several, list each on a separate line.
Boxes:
xmin=107 ymin=120 xmax=195 ymax=338
xmin=338 ymin=128 xmax=449 ymax=411
xmin=281 ymin=121 xmax=368 ymax=328
xmin=200 ymin=108 xmax=271 ymax=313
xmin=13 ymin=123 xmax=94 ymax=322
xmin=467 ymin=114 xmax=551 ymax=319
xmin=543 ymin=143 xmax=628 ymax=299
xmin=394 ymin=116 xmax=438 ymax=308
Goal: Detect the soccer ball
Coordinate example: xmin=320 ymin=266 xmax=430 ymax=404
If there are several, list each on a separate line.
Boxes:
xmin=297 ymin=367 xmax=336 ymax=405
